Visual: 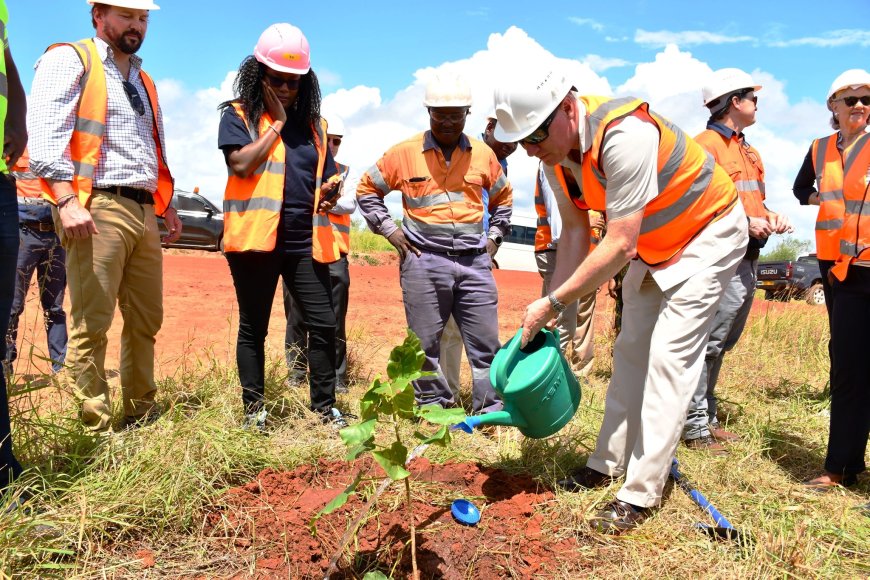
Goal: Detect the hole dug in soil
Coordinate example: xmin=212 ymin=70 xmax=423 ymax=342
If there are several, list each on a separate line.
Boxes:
xmin=206 ymin=458 xmax=586 ymax=579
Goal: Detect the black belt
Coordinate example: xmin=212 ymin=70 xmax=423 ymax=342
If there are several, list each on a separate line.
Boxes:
xmin=95 ymin=186 xmax=154 ymax=205
xmin=443 ymin=247 xmax=487 ymax=257
xmin=22 ymin=220 xmax=55 ymax=232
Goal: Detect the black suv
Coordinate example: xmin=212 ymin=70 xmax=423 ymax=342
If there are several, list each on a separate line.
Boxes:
xmin=158 ymin=188 xmax=224 ymax=251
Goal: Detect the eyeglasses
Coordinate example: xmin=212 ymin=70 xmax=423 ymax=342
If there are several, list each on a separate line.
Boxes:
xmin=735 ymin=90 xmax=757 ymax=105
xmin=521 ymin=107 xmax=559 ymax=145
xmin=428 ymin=109 xmax=468 ymax=123
xmin=835 ymin=96 xmax=870 ymax=107
xmin=264 ymin=73 xmax=300 ymax=90
xmin=329 ymin=137 xmax=342 ymax=146
xmin=122 ymin=80 xmax=145 ymax=116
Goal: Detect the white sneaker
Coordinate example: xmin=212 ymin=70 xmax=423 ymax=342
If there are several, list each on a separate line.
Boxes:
xmin=243 ymin=409 xmax=268 ymax=433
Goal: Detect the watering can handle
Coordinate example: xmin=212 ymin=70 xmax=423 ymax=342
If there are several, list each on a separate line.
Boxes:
xmin=496 ymin=327 xmax=559 ymax=388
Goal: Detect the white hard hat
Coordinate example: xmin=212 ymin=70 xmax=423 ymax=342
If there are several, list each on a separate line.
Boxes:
xmin=423 ymin=73 xmax=472 ymax=108
xmin=492 ymin=63 xmax=573 ymax=143
xmin=324 ymin=113 xmax=345 ymax=137
xmin=827 ymin=69 xmax=870 ymax=102
xmin=701 ymin=68 xmax=761 ymax=108
xmin=87 ymin=0 xmax=160 ymax=9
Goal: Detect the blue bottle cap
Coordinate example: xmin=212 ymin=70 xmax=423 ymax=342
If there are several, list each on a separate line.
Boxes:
xmin=451 ymin=499 xmax=481 ymax=526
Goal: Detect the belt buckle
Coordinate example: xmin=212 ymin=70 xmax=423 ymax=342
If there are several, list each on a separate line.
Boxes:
xmin=38 ymin=222 xmax=54 ymax=232
xmin=446 ymin=250 xmax=460 ymax=257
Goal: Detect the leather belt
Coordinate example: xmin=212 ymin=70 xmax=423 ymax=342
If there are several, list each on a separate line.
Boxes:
xmin=17 ymin=196 xmax=49 ymax=206
xmin=22 ymin=220 xmax=55 ymax=232
xmin=443 ymin=247 xmax=487 ymax=257
xmin=95 ymin=186 xmax=154 ymax=205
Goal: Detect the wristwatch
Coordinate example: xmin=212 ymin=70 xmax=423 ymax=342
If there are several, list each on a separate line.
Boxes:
xmin=548 ymin=291 xmax=567 ymax=314
xmin=488 ymin=234 xmax=503 ymax=247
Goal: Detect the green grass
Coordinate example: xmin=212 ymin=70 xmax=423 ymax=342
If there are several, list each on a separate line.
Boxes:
xmin=349 ymin=222 xmax=396 ymax=255
xmin=0 ymin=304 xmax=868 ymax=578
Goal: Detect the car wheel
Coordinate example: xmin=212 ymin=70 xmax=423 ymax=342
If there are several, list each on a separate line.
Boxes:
xmin=806 ymin=282 xmax=825 ymax=306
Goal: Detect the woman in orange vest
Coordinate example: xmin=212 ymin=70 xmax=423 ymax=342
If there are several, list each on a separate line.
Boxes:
xmin=793 ymin=69 xmax=870 ymax=318
xmin=805 ymin=128 xmax=870 ymax=491
xmin=218 ymin=23 xmax=346 ymax=432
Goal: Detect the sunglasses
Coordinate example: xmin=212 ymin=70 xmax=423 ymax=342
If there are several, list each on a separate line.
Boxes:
xmin=428 ymin=109 xmax=468 ymax=123
xmin=835 ymin=96 xmax=870 ymax=107
xmin=122 ymin=80 xmax=145 ymax=116
xmin=264 ymin=73 xmax=300 ymax=90
xmin=330 ymin=137 xmax=342 ymax=146
xmin=521 ymin=107 xmax=559 ymax=145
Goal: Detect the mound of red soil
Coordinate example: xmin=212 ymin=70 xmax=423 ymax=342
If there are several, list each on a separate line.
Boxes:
xmin=207 ymin=458 xmax=582 ymax=579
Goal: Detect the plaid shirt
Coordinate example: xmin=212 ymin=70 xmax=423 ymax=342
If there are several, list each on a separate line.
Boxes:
xmin=27 ymin=37 xmax=166 ymax=193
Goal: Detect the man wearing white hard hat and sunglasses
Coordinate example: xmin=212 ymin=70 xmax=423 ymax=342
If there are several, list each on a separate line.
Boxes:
xmin=27 ymin=0 xmax=181 ymax=433
xmin=493 ymin=60 xmax=748 ymax=533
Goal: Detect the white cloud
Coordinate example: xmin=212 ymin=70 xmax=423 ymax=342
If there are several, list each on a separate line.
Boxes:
xmin=568 ymin=17 xmax=604 ymax=32
xmin=581 ymin=54 xmax=631 ymax=73
xmin=157 ymin=27 xmax=831 ymax=249
xmin=315 ymin=67 xmax=342 ymax=88
xmin=768 ymin=29 xmax=870 ymax=48
xmin=635 ymin=28 xmax=755 ymax=47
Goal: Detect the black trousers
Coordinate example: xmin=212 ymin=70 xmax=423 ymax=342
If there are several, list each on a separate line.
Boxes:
xmin=284 ymin=255 xmax=350 ymax=386
xmin=0 ymin=178 xmax=22 ymax=488
xmin=827 ymin=266 xmax=870 ymax=477
xmin=226 ymin=251 xmax=336 ymax=414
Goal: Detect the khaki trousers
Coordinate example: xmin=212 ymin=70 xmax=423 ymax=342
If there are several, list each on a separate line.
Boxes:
xmin=55 ymin=192 xmax=163 ymax=431
xmin=586 ymin=251 xmax=741 ymax=508
xmin=535 ymin=250 xmax=596 ymax=375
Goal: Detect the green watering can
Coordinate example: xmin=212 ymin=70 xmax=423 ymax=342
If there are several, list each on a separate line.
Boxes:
xmin=453 ymin=328 xmax=581 ymax=439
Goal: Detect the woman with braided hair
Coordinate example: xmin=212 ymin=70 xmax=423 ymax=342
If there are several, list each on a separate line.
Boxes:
xmin=218 ymin=23 xmax=348 ymax=432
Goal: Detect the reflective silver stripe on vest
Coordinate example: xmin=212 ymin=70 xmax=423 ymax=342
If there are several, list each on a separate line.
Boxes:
xmin=404 ymin=219 xmax=483 ymax=237
xmin=223 ymin=196 xmax=283 ymax=213
xmin=252 ymin=159 xmax=285 ymax=176
xmin=652 ymin=115 xmax=687 ymax=192
xmin=840 ymin=240 xmax=870 ymax=256
xmin=313 ymin=214 xmax=331 ymax=227
xmin=844 ymin=135 xmax=870 ymax=177
xmin=734 ymin=179 xmax=764 ymax=192
xmin=586 ymin=97 xmax=640 ymax=138
xmin=813 ymin=135 xmax=834 ymax=192
xmin=0 ymin=72 xmax=7 ymax=100
xmin=72 ymin=160 xmax=95 ymax=179
xmin=537 ymin=217 xmax=549 ymax=227
xmin=640 ymin=154 xmax=715 ymax=235
xmin=404 ymin=190 xmax=467 ymax=209
xmin=815 ymin=218 xmax=844 ymax=231
xmin=844 ymin=199 xmax=870 ymax=216
xmin=819 ymin=189 xmax=843 ymax=202
xmin=590 ymin=162 xmax=606 ymax=190
xmin=10 ymin=170 xmax=37 ymax=181
xmin=331 ymin=221 xmax=351 ymax=234
xmin=364 ymin=163 xmax=390 ymax=196
xmin=74 ymin=117 xmax=105 ymax=137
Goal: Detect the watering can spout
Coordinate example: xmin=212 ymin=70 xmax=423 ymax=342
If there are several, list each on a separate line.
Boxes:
xmin=457 ymin=409 xmax=526 ymax=433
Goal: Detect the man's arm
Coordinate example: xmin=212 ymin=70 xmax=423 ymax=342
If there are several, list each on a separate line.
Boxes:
xmin=3 ymin=45 xmax=26 ymax=168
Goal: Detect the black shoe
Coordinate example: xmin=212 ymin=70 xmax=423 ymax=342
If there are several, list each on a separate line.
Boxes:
xmin=590 ymin=499 xmax=650 ymax=534
xmin=556 ymin=467 xmax=616 ymax=491
xmin=335 ymin=383 xmax=349 ymax=395
xmin=120 ymin=405 xmax=162 ymax=431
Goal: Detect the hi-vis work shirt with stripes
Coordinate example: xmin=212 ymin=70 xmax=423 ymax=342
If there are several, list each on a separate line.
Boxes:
xmin=356 ymin=131 xmax=513 ymax=252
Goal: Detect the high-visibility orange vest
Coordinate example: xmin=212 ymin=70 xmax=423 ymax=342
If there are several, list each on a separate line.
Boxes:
xmin=831 ymin=133 xmax=870 ymax=281
xmin=329 ymin=161 xmax=351 ymax=255
xmin=812 ymin=134 xmax=847 ymax=260
xmin=222 ymin=103 xmax=339 ymax=262
xmin=11 ymin=148 xmax=42 ymax=199
xmin=569 ymin=96 xmax=738 ymax=266
xmin=536 ymin=164 xmax=602 ymax=251
xmin=694 ymin=128 xmax=766 ymax=218
xmin=39 ymin=38 xmax=174 ymax=216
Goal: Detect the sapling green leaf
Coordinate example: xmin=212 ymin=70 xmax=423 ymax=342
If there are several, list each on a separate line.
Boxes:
xmin=362 ymin=571 xmax=389 ymax=580
xmin=414 ymin=424 xmax=452 ymax=446
xmin=417 ymin=404 xmax=467 ymax=426
xmin=309 ymin=469 xmax=366 ymax=535
xmin=373 ymin=441 xmax=411 ymax=480
xmin=387 ymin=329 xmax=427 ymax=381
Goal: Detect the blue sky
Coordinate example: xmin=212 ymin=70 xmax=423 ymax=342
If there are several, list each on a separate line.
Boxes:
xmin=7 ymin=1 xmax=870 ymax=247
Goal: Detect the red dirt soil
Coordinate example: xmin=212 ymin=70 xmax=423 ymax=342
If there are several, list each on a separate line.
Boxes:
xmin=207 ymin=458 xmax=582 ymax=579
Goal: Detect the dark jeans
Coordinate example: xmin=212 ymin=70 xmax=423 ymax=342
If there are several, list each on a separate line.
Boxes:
xmin=284 ymin=255 xmax=350 ymax=386
xmin=6 ymin=225 xmax=67 ymax=372
xmin=226 ymin=251 xmax=336 ymax=414
xmin=819 ymin=259 xmax=834 ymax=321
xmin=0 ymin=177 xmax=22 ymax=488
xmin=826 ymin=267 xmax=870 ymax=477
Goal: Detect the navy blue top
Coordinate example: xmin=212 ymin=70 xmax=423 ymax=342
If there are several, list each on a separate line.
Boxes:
xmin=219 ymin=107 xmax=337 ymax=254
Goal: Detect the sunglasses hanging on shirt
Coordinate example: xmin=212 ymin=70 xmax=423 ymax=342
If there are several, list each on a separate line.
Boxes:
xmin=122 ymin=80 xmax=146 ymax=116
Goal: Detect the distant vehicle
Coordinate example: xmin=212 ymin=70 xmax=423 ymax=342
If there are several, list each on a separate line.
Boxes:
xmin=158 ymin=188 xmax=224 ymax=252
xmin=756 ymin=254 xmax=824 ymax=305
xmin=492 ymin=214 xmax=537 ymax=273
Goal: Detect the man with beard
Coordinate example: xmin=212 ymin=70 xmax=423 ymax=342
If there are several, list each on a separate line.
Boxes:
xmin=27 ymin=0 xmax=181 ymax=432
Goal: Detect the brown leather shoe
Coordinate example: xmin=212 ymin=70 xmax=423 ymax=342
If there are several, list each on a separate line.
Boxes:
xmin=709 ymin=426 xmax=740 ymax=442
xmin=591 ymin=499 xmax=649 ymax=534
xmin=556 ymin=466 xmax=616 ymax=491
xmin=684 ymin=435 xmax=728 ymax=455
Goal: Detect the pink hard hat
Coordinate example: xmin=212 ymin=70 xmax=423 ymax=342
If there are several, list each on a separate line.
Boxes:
xmin=254 ymin=23 xmax=310 ymax=75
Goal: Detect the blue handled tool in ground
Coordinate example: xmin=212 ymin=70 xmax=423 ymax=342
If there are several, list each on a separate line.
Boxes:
xmin=670 ymin=459 xmax=750 ymax=545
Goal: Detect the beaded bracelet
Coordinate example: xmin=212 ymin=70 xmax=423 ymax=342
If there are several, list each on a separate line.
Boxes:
xmin=57 ymin=194 xmax=76 ymax=209
xmin=267 ymin=124 xmax=281 ymax=137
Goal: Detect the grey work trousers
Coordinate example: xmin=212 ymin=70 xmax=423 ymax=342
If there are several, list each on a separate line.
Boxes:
xmin=400 ymin=250 xmax=501 ymax=414
xmin=683 ymin=256 xmax=757 ymax=440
